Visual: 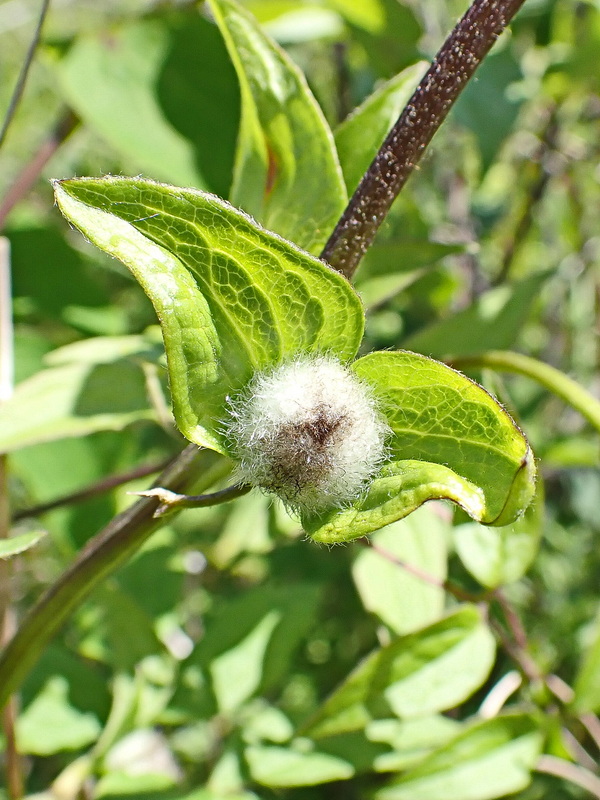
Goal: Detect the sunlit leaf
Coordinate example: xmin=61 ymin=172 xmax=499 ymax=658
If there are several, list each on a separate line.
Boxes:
xmin=352 ymin=505 xmax=448 ymax=634
xmin=209 ymin=0 xmax=347 ymax=253
xmin=54 ymin=177 xmax=363 ymax=453
xmin=305 ymin=351 xmax=535 ymax=542
xmin=56 ymin=15 xmax=240 ymax=193
xmin=375 ymin=714 xmax=543 ymax=800
xmin=246 ymin=743 xmax=354 ymax=787
xmin=454 ymin=487 xmax=543 ymax=588
xmin=0 ymin=361 xmax=155 ymax=454
xmin=16 ymin=677 xmax=101 ymax=755
xmin=303 ymin=607 xmax=495 ymax=739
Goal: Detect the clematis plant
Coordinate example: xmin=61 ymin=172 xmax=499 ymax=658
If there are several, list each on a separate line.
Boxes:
xmin=53 ymin=176 xmax=535 ymax=543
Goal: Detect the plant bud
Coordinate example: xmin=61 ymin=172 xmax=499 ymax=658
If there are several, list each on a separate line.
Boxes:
xmin=225 ymin=357 xmax=388 ymax=514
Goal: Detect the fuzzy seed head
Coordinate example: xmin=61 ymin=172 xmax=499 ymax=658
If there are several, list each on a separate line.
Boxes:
xmin=225 ymin=357 xmax=388 ymax=514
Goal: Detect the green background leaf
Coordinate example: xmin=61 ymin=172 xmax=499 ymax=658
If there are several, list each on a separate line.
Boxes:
xmin=352 ymin=505 xmax=448 ymax=634
xmin=335 ymin=62 xmax=427 ymax=194
xmin=303 ymin=607 xmax=495 ymax=738
xmin=209 ymin=0 xmax=347 ymax=254
xmin=55 ymin=14 xmax=240 ymax=194
xmin=16 ymin=676 xmax=102 ymax=755
xmin=454 ymin=488 xmax=542 ymax=588
xmin=375 ymin=714 xmax=543 ymax=800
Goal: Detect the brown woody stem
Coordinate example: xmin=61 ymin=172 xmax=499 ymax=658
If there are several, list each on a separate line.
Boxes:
xmin=321 ymin=0 xmax=527 ymax=278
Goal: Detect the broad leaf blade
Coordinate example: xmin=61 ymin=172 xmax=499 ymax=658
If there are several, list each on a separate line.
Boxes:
xmin=54 ymin=177 xmax=363 ymax=453
xmin=355 ymin=351 xmax=535 ymax=524
xmin=209 ymin=0 xmax=347 ymax=254
xmin=57 ymin=21 xmax=203 ymax=189
xmin=16 ymin=677 xmax=101 ymax=755
xmin=303 ymin=607 xmax=495 ymax=739
xmin=246 ymin=744 xmax=354 ymax=787
xmin=375 ymin=714 xmax=542 ymax=800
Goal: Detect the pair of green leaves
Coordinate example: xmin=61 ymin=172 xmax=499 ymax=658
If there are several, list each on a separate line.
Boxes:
xmin=51 ymin=0 xmax=535 ymax=541
xmin=54 ymin=176 xmax=534 ymax=542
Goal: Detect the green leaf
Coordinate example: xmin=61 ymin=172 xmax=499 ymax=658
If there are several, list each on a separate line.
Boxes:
xmin=0 ymin=361 xmax=155 ymax=454
xmin=352 ymin=505 xmax=448 ymax=634
xmin=375 ymin=714 xmax=543 ymax=800
xmin=367 ymin=716 xmax=462 ymax=773
xmin=53 ymin=177 xmax=363 ymax=453
xmin=16 ymin=676 xmax=101 ymax=755
xmin=454 ymin=487 xmax=543 ymax=588
xmin=304 ymin=461 xmax=486 ymax=543
xmin=572 ymin=610 xmax=600 ymax=713
xmin=44 ymin=332 xmax=162 ymax=367
xmin=0 ymin=530 xmax=46 ymax=559
xmin=94 ymin=772 xmax=176 ymax=799
xmin=210 ymin=611 xmax=281 ymax=713
xmin=331 ymin=0 xmax=421 ymax=77
xmin=305 ymin=351 xmax=535 ymax=542
xmin=209 ymin=0 xmax=347 ymax=253
xmin=453 ymin=48 xmax=524 ymax=171
xmin=405 ymin=272 xmax=550 ymax=358
xmin=56 ymin=15 xmax=240 ymax=193
xmin=357 ymin=351 xmax=534 ymax=521
xmin=335 ymin=62 xmax=427 ymax=194
xmin=303 ymin=606 xmax=495 ymax=739
xmin=245 ymin=743 xmax=354 ymax=787
xmin=190 ymin=583 xmax=321 ymax=712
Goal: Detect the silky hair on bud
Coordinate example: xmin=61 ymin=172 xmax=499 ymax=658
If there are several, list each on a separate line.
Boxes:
xmin=224 ymin=356 xmax=388 ymax=514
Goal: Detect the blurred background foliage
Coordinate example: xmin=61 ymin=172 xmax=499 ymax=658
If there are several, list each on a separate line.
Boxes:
xmin=1 ymin=0 xmax=600 ymax=797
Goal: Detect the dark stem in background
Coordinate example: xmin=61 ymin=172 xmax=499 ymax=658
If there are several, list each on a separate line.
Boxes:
xmin=0 ymin=0 xmax=52 ymax=150
xmin=12 ymin=456 xmax=172 ymax=522
xmin=321 ymin=0 xmax=527 ymax=279
xmin=0 ymin=111 xmax=79 ymax=230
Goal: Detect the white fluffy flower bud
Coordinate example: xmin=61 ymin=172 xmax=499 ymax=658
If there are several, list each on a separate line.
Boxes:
xmin=225 ymin=356 xmax=388 ymax=514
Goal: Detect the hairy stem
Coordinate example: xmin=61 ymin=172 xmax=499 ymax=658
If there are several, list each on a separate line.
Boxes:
xmin=0 ymin=446 xmax=231 ymax=710
xmin=321 ymin=0 xmax=527 ymax=278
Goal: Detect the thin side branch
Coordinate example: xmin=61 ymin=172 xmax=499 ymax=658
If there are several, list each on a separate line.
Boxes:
xmin=13 ymin=457 xmax=172 ymax=522
xmin=0 ymin=0 xmax=52 ymax=150
xmin=321 ymin=0 xmax=527 ymax=278
xmin=133 ymin=482 xmax=251 ymax=516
